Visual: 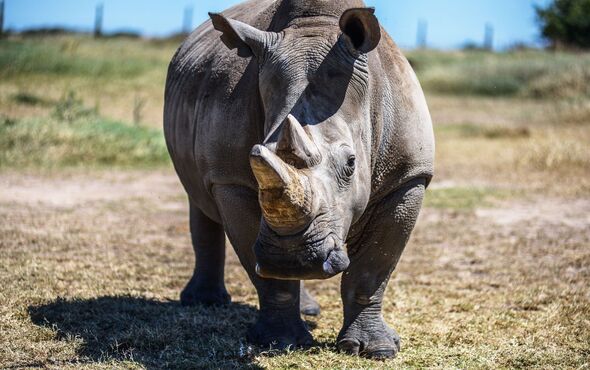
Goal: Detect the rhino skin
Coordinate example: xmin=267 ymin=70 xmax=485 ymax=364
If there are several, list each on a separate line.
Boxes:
xmin=164 ymin=0 xmax=434 ymax=358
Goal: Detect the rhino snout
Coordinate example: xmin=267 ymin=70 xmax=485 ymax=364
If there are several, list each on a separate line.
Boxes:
xmin=254 ymin=235 xmax=349 ymax=280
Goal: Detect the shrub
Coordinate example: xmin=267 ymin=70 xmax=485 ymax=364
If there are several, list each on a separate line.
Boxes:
xmin=536 ymin=0 xmax=590 ymax=49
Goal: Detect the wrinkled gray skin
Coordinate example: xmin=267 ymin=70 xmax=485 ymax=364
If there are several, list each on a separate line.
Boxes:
xmin=164 ymin=0 xmax=433 ymax=359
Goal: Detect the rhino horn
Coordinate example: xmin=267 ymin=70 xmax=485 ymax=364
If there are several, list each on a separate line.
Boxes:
xmin=276 ymin=114 xmax=321 ymax=168
xmin=250 ymin=144 xmax=313 ymax=232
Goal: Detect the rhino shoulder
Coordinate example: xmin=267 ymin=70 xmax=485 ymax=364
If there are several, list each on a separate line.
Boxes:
xmin=368 ymin=30 xmax=435 ymax=199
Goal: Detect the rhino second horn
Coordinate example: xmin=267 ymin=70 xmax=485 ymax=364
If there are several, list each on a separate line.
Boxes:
xmin=250 ymin=144 xmax=313 ymax=232
xmin=276 ymin=114 xmax=321 ymax=168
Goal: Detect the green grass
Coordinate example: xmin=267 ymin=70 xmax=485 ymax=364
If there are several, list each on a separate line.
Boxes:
xmin=0 ymin=37 xmax=168 ymax=79
xmin=0 ymin=116 xmax=169 ymax=169
xmin=424 ymin=187 xmax=515 ymax=209
xmin=407 ymin=49 xmax=590 ymax=98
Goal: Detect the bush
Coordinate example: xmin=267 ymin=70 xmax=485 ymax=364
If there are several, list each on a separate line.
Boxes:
xmin=536 ymin=0 xmax=590 ymax=49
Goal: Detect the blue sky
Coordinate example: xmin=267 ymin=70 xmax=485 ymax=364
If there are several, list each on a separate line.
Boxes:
xmin=5 ymin=0 xmax=552 ymax=49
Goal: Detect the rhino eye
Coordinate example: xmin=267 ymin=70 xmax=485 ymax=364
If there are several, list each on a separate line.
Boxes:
xmin=346 ymin=155 xmax=356 ymax=169
xmin=343 ymin=154 xmax=356 ymax=177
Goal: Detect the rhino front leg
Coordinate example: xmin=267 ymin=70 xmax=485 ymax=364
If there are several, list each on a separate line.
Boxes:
xmin=247 ymin=277 xmax=313 ymax=349
xmin=212 ymin=185 xmax=312 ymax=349
xmin=338 ymin=178 xmax=426 ymax=359
xmin=180 ymin=203 xmax=231 ymax=306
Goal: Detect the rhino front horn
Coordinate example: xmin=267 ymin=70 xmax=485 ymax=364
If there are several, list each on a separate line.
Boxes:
xmin=250 ymin=144 xmax=314 ymax=233
xmin=276 ymin=114 xmax=321 ymax=168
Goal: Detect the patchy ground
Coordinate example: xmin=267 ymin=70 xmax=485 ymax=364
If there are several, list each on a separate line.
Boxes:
xmin=1 ymin=169 xmax=588 ymax=369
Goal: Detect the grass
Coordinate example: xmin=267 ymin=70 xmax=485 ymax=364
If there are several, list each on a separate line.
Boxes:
xmin=519 ymin=128 xmax=590 ymax=171
xmin=0 ymin=35 xmax=176 ymax=127
xmin=407 ymin=49 xmax=590 ymax=98
xmin=2 ymin=35 xmax=590 ymax=126
xmin=432 ymin=122 xmax=590 ymax=197
xmin=0 ymin=37 xmax=165 ymax=79
xmin=424 ymin=187 xmax=515 ymax=209
xmin=0 ymin=33 xmax=589 ymax=369
xmin=433 ymin=122 xmax=531 ymax=139
xmin=0 ymin=171 xmax=588 ymax=369
xmin=0 ymin=115 xmax=169 ymax=169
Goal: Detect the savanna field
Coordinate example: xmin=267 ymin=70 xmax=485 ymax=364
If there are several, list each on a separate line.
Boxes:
xmin=0 ymin=35 xmax=589 ymax=369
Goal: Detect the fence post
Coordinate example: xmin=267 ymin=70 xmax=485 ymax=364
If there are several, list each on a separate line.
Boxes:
xmin=416 ymin=19 xmax=428 ymax=49
xmin=182 ymin=6 xmax=193 ymax=34
xmin=94 ymin=3 xmax=103 ymax=38
xmin=484 ymin=23 xmax=494 ymax=50
xmin=0 ymin=0 xmax=5 ymax=38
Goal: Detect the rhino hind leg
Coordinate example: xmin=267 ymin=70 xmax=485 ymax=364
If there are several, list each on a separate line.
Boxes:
xmin=338 ymin=178 xmax=426 ymax=359
xmin=300 ymin=281 xmax=320 ymax=316
xmin=180 ymin=203 xmax=231 ymax=306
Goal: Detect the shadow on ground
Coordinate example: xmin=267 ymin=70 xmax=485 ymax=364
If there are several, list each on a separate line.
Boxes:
xmin=29 ymin=296 xmax=264 ymax=369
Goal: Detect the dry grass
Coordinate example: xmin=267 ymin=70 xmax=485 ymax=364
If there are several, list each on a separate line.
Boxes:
xmin=432 ymin=121 xmax=590 ymax=197
xmin=0 ymin=170 xmax=588 ymax=369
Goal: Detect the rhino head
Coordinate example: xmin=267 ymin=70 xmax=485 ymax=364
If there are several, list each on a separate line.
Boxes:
xmin=210 ymin=6 xmax=381 ymax=280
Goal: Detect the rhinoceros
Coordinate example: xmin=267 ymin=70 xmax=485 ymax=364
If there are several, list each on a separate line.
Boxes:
xmin=164 ymin=0 xmax=434 ymax=358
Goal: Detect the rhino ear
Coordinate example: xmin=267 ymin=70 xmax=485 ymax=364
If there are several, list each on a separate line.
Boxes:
xmin=339 ymin=8 xmax=381 ymax=53
xmin=209 ymin=13 xmax=277 ymax=58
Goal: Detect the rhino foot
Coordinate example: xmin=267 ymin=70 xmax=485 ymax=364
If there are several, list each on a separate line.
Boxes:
xmin=337 ymin=316 xmax=400 ymax=359
xmin=180 ymin=279 xmax=231 ymax=306
xmin=247 ymin=306 xmax=313 ymax=350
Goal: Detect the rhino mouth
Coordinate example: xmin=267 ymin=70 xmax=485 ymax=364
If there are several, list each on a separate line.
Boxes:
xmin=254 ymin=232 xmax=350 ymax=280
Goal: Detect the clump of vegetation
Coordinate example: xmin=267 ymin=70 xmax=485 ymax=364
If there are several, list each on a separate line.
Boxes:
xmin=10 ymin=92 xmax=52 ymax=106
xmin=52 ymin=91 xmax=97 ymax=123
xmin=133 ymin=94 xmax=146 ymax=125
xmin=0 ymin=116 xmax=169 ymax=169
xmin=536 ymin=0 xmax=590 ymax=49
xmin=520 ymin=130 xmax=590 ymax=171
xmin=553 ymin=98 xmax=590 ymax=124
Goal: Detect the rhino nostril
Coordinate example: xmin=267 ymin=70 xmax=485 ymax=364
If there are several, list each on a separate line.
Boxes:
xmin=322 ymin=248 xmax=350 ymax=276
xmin=322 ymin=259 xmax=336 ymax=275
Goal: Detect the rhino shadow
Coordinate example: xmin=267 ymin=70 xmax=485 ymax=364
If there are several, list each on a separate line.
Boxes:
xmin=28 ymin=296 xmax=266 ymax=369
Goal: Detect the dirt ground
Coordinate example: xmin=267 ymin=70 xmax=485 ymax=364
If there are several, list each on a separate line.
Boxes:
xmin=1 ymin=166 xmax=588 ymax=369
